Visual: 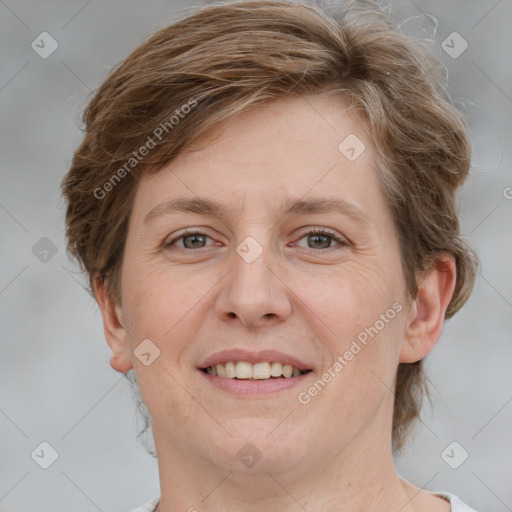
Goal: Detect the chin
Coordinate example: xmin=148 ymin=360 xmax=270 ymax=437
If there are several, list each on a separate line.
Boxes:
xmin=207 ymin=417 xmax=314 ymax=475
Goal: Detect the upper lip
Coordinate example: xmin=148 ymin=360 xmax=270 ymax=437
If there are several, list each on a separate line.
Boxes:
xmin=198 ymin=349 xmax=312 ymax=371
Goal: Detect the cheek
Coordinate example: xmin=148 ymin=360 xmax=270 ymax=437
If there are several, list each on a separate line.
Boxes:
xmin=293 ymin=258 xmax=399 ymax=344
xmin=291 ymin=259 xmax=405 ymax=404
xmin=121 ymin=258 xmax=220 ymax=356
xmin=297 ymin=296 xmax=404 ymax=439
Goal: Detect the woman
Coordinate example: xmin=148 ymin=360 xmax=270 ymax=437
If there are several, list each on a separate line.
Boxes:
xmin=61 ymin=1 xmax=480 ymax=510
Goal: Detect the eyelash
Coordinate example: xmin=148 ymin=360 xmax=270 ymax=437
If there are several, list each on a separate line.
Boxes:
xmin=164 ymin=227 xmax=348 ymax=252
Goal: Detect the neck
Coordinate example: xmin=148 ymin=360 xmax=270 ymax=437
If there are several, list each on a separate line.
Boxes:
xmin=153 ymin=425 xmax=416 ymax=512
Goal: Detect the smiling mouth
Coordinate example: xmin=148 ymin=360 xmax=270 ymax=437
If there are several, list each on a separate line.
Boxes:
xmin=201 ymin=361 xmax=312 ymax=380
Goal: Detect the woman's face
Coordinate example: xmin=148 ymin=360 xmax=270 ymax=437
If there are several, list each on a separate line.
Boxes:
xmin=114 ymin=94 xmax=413 ymax=475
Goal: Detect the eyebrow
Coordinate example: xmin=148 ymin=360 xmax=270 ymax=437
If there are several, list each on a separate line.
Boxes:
xmin=143 ymin=196 xmax=374 ymax=227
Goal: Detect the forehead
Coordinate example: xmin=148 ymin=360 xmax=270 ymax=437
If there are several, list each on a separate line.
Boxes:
xmin=181 ymin=93 xmax=367 ymax=167
xmin=131 ymin=94 xmax=388 ymax=223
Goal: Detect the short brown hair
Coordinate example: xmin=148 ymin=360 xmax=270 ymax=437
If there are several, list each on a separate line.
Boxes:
xmin=61 ymin=0 xmax=478 ymax=452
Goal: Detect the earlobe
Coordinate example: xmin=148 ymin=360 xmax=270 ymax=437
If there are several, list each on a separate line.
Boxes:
xmin=94 ymin=276 xmax=133 ymax=373
xmin=400 ymin=255 xmax=457 ymax=363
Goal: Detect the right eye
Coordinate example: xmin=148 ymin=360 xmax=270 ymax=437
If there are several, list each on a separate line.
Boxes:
xmin=164 ymin=229 xmax=216 ymax=250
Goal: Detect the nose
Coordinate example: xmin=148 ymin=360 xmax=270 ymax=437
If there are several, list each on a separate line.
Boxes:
xmin=214 ymin=240 xmax=292 ymax=328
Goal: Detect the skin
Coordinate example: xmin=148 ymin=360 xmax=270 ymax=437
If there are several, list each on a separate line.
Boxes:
xmin=96 ymin=93 xmax=455 ymax=512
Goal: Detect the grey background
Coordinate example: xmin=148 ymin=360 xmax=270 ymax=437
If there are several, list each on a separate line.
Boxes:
xmin=1 ymin=0 xmax=511 ymax=510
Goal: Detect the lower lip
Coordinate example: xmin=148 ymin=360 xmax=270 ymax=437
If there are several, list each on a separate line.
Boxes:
xmin=198 ymin=369 xmax=312 ymax=396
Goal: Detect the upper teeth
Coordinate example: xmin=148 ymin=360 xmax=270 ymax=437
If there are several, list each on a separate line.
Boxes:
xmin=205 ymin=361 xmax=307 ymax=379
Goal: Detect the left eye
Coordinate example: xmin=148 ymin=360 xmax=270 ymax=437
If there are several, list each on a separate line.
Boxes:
xmin=294 ymin=229 xmax=347 ymax=250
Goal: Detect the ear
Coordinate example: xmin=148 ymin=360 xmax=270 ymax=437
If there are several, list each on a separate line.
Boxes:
xmin=400 ymin=254 xmax=457 ymax=363
xmin=94 ymin=276 xmax=133 ymax=373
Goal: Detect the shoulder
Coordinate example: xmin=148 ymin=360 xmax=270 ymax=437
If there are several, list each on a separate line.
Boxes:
xmin=128 ymin=497 xmax=159 ymax=512
xmin=126 ymin=494 xmax=482 ymax=512
xmin=434 ymin=492 xmax=481 ymax=512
